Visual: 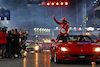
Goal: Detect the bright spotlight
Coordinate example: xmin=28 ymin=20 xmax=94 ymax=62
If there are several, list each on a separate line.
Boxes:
xmin=60 ymin=2 xmax=64 ymax=5
xmin=65 ymin=2 xmax=68 ymax=5
xmin=96 ymin=0 xmax=98 ymax=1
xmin=46 ymin=2 xmax=50 ymax=6
xmin=51 ymin=2 xmax=55 ymax=6
xmin=94 ymin=1 xmax=97 ymax=3
xmin=56 ymin=2 xmax=59 ymax=6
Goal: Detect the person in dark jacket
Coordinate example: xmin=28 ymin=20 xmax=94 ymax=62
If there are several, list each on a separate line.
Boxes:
xmin=11 ymin=30 xmax=20 ymax=58
xmin=5 ymin=31 xmax=12 ymax=58
xmin=14 ymin=29 xmax=20 ymax=57
xmin=10 ymin=30 xmax=16 ymax=57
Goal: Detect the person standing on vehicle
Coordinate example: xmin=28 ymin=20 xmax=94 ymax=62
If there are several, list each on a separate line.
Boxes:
xmin=52 ymin=14 xmax=70 ymax=36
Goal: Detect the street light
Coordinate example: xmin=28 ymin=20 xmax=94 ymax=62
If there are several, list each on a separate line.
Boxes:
xmin=94 ymin=1 xmax=97 ymax=3
xmin=52 ymin=27 xmax=60 ymax=38
xmin=56 ymin=27 xmax=59 ymax=30
xmin=36 ymin=35 xmax=38 ymax=37
xmin=33 ymin=28 xmax=51 ymax=35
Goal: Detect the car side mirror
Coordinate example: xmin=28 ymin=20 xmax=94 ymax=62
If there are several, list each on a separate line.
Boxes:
xmin=51 ymin=39 xmax=55 ymax=42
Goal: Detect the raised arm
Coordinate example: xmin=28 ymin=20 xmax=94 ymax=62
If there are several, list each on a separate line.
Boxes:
xmin=53 ymin=14 xmax=61 ymax=25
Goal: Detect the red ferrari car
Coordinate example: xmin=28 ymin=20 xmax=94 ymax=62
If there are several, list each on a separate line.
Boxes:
xmin=50 ymin=35 xmax=100 ymax=63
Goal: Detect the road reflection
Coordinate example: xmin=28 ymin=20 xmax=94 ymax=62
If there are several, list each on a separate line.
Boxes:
xmin=48 ymin=52 xmax=51 ymax=67
xmin=22 ymin=52 xmax=99 ymax=67
xmin=44 ymin=52 xmax=46 ymax=67
xmin=44 ymin=52 xmax=51 ymax=67
xmin=35 ymin=53 xmax=38 ymax=67
xmin=23 ymin=52 xmax=50 ymax=67
xmin=23 ymin=53 xmax=27 ymax=67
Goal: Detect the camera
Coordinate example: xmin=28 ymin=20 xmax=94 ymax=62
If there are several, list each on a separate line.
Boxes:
xmin=0 ymin=27 xmax=8 ymax=33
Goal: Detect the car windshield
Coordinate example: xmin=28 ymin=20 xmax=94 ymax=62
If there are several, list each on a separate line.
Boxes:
xmin=59 ymin=35 xmax=94 ymax=43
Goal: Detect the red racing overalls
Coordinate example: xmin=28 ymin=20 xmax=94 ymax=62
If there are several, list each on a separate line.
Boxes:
xmin=54 ymin=18 xmax=70 ymax=36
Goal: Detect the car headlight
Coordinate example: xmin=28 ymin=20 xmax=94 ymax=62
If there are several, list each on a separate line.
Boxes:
xmin=61 ymin=47 xmax=68 ymax=51
xmin=35 ymin=46 xmax=39 ymax=50
xmin=94 ymin=47 xmax=100 ymax=52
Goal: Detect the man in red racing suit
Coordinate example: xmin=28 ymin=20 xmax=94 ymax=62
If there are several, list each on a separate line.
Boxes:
xmin=53 ymin=14 xmax=70 ymax=36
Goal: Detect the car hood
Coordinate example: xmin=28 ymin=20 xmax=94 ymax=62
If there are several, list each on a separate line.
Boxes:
xmin=58 ymin=42 xmax=100 ymax=54
xmin=59 ymin=42 xmax=100 ymax=47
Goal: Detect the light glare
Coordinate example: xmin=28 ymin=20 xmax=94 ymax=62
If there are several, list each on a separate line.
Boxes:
xmin=65 ymin=2 xmax=68 ymax=5
xmin=94 ymin=47 xmax=100 ymax=52
xmin=47 ymin=2 xmax=50 ymax=6
xmin=61 ymin=47 xmax=67 ymax=51
xmin=60 ymin=2 xmax=64 ymax=5
xmin=56 ymin=2 xmax=59 ymax=5
xmin=51 ymin=2 xmax=54 ymax=5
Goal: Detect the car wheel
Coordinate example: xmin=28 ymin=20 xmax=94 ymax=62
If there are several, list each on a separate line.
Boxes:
xmin=50 ymin=54 xmax=54 ymax=62
xmin=54 ymin=52 xmax=60 ymax=63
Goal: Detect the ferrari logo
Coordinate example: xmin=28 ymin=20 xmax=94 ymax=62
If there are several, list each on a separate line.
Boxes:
xmin=81 ymin=50 xmax=83 ymax=52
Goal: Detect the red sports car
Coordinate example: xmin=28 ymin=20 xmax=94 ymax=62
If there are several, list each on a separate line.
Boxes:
xmin=50 ymin=35 xmax=100 ymax=63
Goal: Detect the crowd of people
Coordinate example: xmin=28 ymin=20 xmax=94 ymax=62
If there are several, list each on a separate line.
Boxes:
xmin=0 ymin=27 xmax=28 ymax=58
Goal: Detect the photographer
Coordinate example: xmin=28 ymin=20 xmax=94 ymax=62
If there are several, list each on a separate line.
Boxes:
xmin=0 ymin=27 xmax=8 ymax=58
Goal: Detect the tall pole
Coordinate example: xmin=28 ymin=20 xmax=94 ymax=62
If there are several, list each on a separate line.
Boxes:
xmin=82 ymin=0 xmax=86 ymax=34
xmin=52 ymin=29 xmax=54 ymax=39
xmin=76 ymin=0 xmax=78 ymax=28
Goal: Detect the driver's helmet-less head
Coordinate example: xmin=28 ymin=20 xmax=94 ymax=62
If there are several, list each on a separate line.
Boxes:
xmin=61 ymin=17 xmax=67 ymax=23
xmin=61 ymin=17 xmax=67 ymax=21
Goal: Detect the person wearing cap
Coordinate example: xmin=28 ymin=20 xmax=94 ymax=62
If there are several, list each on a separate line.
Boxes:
xmin=52 ymin=14 xmax=70 ymax=36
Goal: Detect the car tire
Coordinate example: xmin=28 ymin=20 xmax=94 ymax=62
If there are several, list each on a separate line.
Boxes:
xmin=54 ymin=52 xmax=60 ymax=63
xmin=50 ymin=54 xmax=54 ymax=62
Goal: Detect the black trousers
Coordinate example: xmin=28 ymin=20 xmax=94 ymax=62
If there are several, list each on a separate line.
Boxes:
xmin=11 ymin=43 xmax=20 ymax=56
xmin=0 ymin=44 xmax=6 ymax=58
xmin=5 ymin=43 xmax=12 ymax=57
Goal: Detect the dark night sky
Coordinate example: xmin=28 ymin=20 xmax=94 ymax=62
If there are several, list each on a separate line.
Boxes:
xmin=0 ymin=0 xmax=98 ymax=31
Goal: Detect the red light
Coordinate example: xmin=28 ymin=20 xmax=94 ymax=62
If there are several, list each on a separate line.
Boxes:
xmin=65 ymin=2 xmax=68 ymax=5
xmin=78 ymin=28 xmax=80 ymax=31
xmin=56 ymin=2 xmax=59 ymax=6
xmin=60 ymin=2 xmax=64 ymax=5
xmin=51 ymin=2 xmax=55 ymax=6
xmin=46 ymin=2 xmax=50 ymax=6
xmin=94 ymin=23 xmax=96 ymax=25
xmin=94 ymin=9 xmax=96 ymax=11
xmin=46 ymin=1 xmax=69 ymax=6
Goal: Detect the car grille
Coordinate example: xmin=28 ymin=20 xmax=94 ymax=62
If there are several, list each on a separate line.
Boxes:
xmin=67 ymin=55 xmax=96 ymax=57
